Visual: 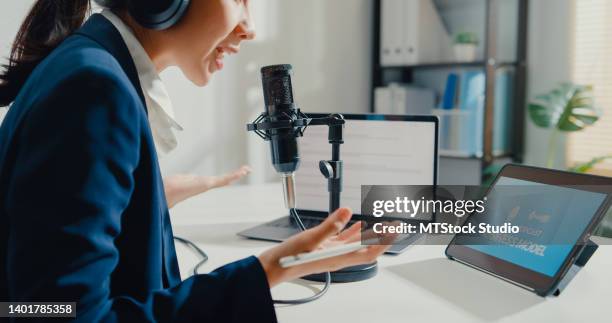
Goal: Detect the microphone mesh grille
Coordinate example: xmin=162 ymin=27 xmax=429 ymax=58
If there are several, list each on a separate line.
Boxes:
xmin=261 ymin=65 xmax=294 ymax=107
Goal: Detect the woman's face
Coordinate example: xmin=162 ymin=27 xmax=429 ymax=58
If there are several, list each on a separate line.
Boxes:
xmin=165 ymin=0 xmax=255 ymax=86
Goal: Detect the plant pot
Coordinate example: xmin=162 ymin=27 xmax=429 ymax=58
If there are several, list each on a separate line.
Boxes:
xmin=453 ymin=43 xmax=477 ymax=62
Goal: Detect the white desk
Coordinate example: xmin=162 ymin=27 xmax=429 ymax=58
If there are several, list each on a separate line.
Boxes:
xmin=171 ymin=183 xmax=612 ymax=323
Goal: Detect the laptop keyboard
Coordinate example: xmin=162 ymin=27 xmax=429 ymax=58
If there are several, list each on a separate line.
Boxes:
xmin=268 ymin=215 xmax=359 ymax=230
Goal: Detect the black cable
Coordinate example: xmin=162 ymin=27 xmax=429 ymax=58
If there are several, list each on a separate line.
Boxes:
xmin=173 ymin=207 xmax=331 ymax=305
xmin=173 ymin=236 xmax=209 ymax=276
xmin=272 ymin=208 xmax=331 ymax=305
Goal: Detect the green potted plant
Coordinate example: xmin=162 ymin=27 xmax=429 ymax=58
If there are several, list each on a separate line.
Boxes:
xmin=453 ymin=31 xmax=478 ymax=62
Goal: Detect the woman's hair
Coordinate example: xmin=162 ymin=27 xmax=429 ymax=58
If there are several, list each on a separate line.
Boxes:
xmin=0 ymin=0 xmax=95 ymax=107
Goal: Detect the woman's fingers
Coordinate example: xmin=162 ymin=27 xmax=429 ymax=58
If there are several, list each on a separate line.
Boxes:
xmin=321 ymin=222 xmax=360 ymax=249
xmin=303 ymin=208 xmax=352 ymax=247
xmin=334 ymin=221 xmax=362 ymax=241
xmin=257 ymin=208 xmax=352 ymax=287
xmin=211 ymin=165 xmax=251 ymax=188
xmin=259 ymin=211 xmax=399 ymax=286
xmin=163 ymin=166 xmax=252 ymax=208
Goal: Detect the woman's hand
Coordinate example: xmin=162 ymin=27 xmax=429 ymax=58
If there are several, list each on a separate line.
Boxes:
xmin=257 ymin=208 xmax=396 ymax=288
xmin=164 ymin=165 xmax=251 ymax=208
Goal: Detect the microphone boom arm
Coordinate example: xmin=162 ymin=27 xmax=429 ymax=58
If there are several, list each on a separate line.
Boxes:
xmin=247 ymin=113 xmax=346 ymax=214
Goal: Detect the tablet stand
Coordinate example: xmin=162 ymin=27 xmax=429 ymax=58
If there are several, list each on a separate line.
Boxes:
xmin=552 ymin=239 xmax=598 ymax=296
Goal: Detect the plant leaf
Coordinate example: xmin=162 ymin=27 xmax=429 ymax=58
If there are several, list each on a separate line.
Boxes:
xmin=569 ymin=155 xmax=612 ymax=173
xmin=528 ymin=103 xmax=552 ymax=127
xmin=528 ymin=83 xmax=601 ymax=132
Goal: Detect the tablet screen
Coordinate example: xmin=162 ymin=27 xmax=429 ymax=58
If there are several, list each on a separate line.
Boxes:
xmin=460 ymin=177 xmax=607 ymax=277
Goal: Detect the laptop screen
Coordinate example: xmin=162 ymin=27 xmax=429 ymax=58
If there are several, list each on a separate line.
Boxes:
xmin=294 ymin=114 xmax=437 ymax=215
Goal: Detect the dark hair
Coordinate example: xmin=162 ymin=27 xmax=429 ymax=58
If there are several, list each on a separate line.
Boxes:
xmin=0 ymin=0 xmax=92 ymax=107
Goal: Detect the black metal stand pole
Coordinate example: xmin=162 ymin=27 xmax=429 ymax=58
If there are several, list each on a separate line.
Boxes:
xmin=318 ymin=114 xmax=344 ymax=214
xmin=302 ymin=114 xmax=377 ymax=283
xmin=328 ymin=142 xmax=342 ymax=213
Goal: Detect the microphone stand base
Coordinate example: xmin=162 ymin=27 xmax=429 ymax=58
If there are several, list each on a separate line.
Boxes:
xmin=302 ymin=262 xmax=378 ymax=283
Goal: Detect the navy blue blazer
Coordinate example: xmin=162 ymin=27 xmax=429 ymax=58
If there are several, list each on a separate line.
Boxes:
xmin=0 ymin=14 xmax=276 ymax=322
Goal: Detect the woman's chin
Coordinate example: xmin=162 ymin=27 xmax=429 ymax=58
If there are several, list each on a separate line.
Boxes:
xmin=195 ymin=62 xmax=216 ymax=86
xmin=194 ymin=76 xmax=210 ymax=87
xmin=187 ymin=69 xmax=212 ymax=87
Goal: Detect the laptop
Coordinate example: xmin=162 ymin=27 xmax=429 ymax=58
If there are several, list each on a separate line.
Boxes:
xmin=238 ymin=113 xmax=439 ymax=254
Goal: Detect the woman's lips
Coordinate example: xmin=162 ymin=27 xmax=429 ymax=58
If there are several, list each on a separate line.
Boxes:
xmin=213 ymin=47 xmax=226 ymax=71
xmin=211 ymin=46 xmax=239 ymax=72
xmin=215 ymin=57 xmax=224 ymax=70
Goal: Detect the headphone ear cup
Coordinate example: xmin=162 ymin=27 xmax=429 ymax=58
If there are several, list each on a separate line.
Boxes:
xmin=128 ymin=0 xmax=190 ymax=30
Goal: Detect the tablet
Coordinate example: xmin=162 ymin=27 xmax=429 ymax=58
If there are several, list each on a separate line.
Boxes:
xmin=445 ymin=164 xmax=612 ymax=296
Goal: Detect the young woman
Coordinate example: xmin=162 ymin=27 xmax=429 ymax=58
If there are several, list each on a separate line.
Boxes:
xmin=0 ymin=1 xmax=391 ymax=321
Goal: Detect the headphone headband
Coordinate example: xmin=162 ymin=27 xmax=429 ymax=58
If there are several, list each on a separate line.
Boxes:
xmin=94 ymin=0 xmax=190 ymax=30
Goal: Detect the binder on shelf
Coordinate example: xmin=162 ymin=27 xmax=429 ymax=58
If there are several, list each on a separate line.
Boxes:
xmin=380 ymin=0 xmax=404 ymax=66
xmin=374 ymin=87 xmax=393 ymax=114
xmin=434 ymin=70 xmax=485 ymax=157
xmin=375 ymin=84 xmax=435 ymax=115
xmin=391 ymin=84 xmax=407 ymax=114
xmin=441 ymin=73 xmax=459 ymax=110
xmin=458 ymin=71 xmax=485 ymax=156
xmin=433 ymin=108 xmax=472 ymax=157
xmin=380 ymin=0 xmax=452 ymax=66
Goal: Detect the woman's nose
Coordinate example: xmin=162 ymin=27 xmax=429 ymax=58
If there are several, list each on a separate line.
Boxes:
xmin=237 ymin=4 xmax=256 ymax=41
xmin=237 ymin=20 xmax=256 ymax=41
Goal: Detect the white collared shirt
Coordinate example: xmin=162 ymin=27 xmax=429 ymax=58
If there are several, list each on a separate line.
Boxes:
xmin=101 ymin=10 xmax=182 ymax=154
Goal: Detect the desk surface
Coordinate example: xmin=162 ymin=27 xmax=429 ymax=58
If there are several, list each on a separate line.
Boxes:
xmin=171 ymin=183 xmax=611 ymax=323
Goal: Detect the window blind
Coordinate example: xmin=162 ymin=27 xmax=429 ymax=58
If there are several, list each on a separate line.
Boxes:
xmin=567 ymin=0 xmax=612 ymax=171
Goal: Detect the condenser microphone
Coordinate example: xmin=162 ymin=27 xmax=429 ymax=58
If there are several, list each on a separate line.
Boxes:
xmin=260 ymin=64 xmax=301 ymax=209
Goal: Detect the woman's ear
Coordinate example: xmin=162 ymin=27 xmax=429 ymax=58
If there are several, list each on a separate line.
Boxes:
xmin=126 ymin=0 xmax=191 ymax=30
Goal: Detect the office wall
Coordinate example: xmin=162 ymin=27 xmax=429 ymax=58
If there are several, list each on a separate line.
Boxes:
xmin=0 ymin=0 xmax=372 ymax=183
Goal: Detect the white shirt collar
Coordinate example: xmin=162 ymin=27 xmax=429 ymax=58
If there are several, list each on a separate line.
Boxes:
xmin=101 ymin=10 xmax=182 ymax=154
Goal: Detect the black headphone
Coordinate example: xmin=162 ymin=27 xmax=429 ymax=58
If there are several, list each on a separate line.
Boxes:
xmin=94 ymin=0 xmax=190 ymax=30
